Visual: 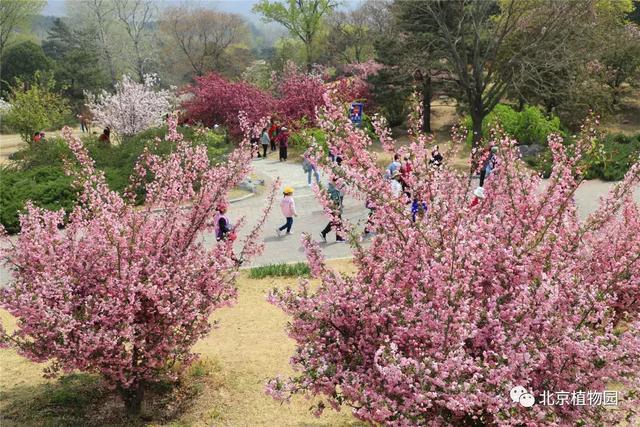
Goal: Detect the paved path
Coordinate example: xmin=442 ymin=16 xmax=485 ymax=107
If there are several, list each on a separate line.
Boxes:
xmin=236 ymin=158 xmax=640 ymax=267
xmin=1 ymin=155 xmax=638 ymax=287
xmin=227 ymin=155 xmax=365 ymax=266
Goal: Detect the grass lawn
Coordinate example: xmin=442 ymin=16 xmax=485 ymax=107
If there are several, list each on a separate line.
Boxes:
xmin=0 ymin=260 xmax=364 ymax=427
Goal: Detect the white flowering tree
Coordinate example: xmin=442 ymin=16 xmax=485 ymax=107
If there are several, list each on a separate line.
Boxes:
xmin=0 ymin=98 xmax=11 ymax=113
xmin=85 ymin=74 xmax=174 ymax=137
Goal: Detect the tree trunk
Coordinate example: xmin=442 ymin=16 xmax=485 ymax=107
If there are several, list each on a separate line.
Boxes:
xmin=421 ymin=74 xmax=432 ymax=133
xmin=120 ymin=381 xmax=145 ymax=416
xmin=470 ymin=106 xmax=485 ymax=174
xmin=471 ymin=111 xmax=483 ymax=148
xmin=305 ymin=42 xmax=313 ymax=72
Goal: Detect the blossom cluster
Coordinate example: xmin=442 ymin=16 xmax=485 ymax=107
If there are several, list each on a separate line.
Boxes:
xmin=267 ymin=95 xmax=640 ymax=425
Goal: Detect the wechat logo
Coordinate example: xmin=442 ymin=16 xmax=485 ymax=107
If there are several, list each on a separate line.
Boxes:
xmin=510 ymin=385 xmax=535 ymax=408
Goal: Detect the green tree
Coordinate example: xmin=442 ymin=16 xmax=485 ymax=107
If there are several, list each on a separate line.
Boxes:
xmin=0 ymin=40 xmax=51 ymax=95
xmin=373 ymin=0 xmax=447 ymax=132
xmin=253 ymin=0 xmax=339 ymax=71
xmin=42 ymin=18 xmax=109 ymax=108
xmin=326 ymin=6 xmax=374 ymax=65
xmin=0 ymin=0 xmax=45 ymax=54
xmin=395 ymin=0 xmax=594 ymax=152
xmin=630 ymin=0 xmax=640 ymax=24
xmin=496 ymin=0 xmax=635 ymax=125
xmin=4 ymin=72 xmax=71 ymax=143
xmin=159 ymin=4 xmax=249 ymax=77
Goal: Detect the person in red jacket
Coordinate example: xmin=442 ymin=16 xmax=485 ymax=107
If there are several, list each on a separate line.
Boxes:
xmin=400 ymin=155 xmax=413 ymax=194
xmin=268 ymin=118 xmax=279 ymax=152
xmin=276 ymin=126 xmax=290 ymax=162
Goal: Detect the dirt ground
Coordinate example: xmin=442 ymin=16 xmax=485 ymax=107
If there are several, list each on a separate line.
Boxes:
xmin=0 ymin=260 xmax=365 ymax=427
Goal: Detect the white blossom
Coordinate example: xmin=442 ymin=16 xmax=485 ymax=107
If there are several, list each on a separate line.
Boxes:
xmin=85 ymin=74 xmax=173 ymax=137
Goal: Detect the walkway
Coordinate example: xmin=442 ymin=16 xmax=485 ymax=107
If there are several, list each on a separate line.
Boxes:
xmin=225 ymin=155 xmax=367 ymax=267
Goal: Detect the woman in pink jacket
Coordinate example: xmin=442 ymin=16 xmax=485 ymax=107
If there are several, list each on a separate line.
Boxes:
xmin=276 ymin=186 xmax=297 ymax=236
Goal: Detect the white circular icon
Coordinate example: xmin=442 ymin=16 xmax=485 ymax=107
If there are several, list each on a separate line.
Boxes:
xmin=510 ymin=385 xmax=527 ymax=403
xmin=519 ymin=393 xmax=535 ymax=407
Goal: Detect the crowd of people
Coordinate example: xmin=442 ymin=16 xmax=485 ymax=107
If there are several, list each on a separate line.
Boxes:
xmin=219 ymin=126 xmax=498 ymax=246
xmin=252 ymin=118 xmax=290 ymax=162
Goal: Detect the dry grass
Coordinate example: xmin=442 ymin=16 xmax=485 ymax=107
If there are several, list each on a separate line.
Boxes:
xmin=372 ymin=99 xmax=471 ymax=173
xmin=0 ymin=259 xmax=364 ymax=427
xmin=602 ymin=88 xmax=640 ymax=136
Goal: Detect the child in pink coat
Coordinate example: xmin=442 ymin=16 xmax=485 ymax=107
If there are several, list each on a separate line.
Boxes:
xmin=276 ymin=187 xmax=298 ymax=236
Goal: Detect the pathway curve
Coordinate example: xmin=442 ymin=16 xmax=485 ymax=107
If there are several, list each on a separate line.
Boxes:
xmin=226 ymin=155 xmax=366 ymax=267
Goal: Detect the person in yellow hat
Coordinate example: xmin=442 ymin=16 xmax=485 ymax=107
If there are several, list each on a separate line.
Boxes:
xmin=276 ymin=186 xmax=298 ymax=236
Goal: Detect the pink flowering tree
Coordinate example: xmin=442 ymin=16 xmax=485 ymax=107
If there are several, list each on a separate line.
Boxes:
xmin=0 ymin=115 xmax=275 ymax=415
xmin=182 ymin=73 xmax=277 ymax=136
xmin=85 ymin=74 xmax=174 ymax=137
xmin=275 ymin=62 xmax=327 ymax=126
xmin=266 ymin=94 xmax=640 ymax=425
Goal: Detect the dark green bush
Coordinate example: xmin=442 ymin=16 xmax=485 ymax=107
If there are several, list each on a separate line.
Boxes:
xmin=0 ymin=165 xmax=76 ymax=234
xmin=522 ymin=148 xmax=553 ymax=178
xmin=523 ymin=133 xmax=640 ymax=181
xmin=289 ymin=127 xmax=328 ymax=158
xmin=583 ymin=133 xmax=640 ymax=181
xmin=465 ymin=104 xmax=562 ymax=146
xmin=1 ymin=126 xmax=230 ymax=234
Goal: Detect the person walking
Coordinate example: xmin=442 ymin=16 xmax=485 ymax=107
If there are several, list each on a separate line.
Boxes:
xmin=250 ymin=128 xmax=260 ymax=158
xmin=411 ymin=197 xmax=428 ymax=222
xmin=276 ymin=126 xmax=289 ymax=161
xmin=387 ymin=154 xmax=401 ymax=178
xmin=400 ymin=155 xmax=413 ymax=194
xmin=268 ymin=118 xmax=278 ymax=151
xmin=479 ymin=146 xmax=498 ymax=187
xmin=260 ymin=127 xmax=270 ymax=158
xmin=276 ymin=187 xmax=297 ymax=236
xmin=320 ymin=181 xmax=345 ymax=242
xmin=363 ymin=197 xmax=375 ymax=236
xmin=303 ymin=156 xmax=320 ymax=187
xmin=430 ymin=146 xmax=444 ymax=168
xmin=390 ymin=170 xmax=403 ymax=198
xmin=78 ymin=114 xmax=88 ymax=133
xmin=214 ymin=202 xmax=235 ymax=241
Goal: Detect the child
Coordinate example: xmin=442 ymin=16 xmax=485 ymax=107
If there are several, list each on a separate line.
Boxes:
xmin=214 ymin=202 xmax=235 ymax=241
xmin=469 ymin=186 xmax=485 ymax=208
xmin=276 ymin=187 xmax=297 ymax=236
